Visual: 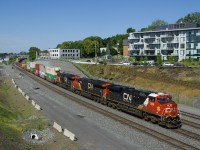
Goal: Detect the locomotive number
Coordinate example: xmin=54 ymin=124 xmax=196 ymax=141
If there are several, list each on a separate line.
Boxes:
xmin=88 ymin=83 xmax=93 ymax=90
xmin=123 ymin=93 xmax=132 ymax=103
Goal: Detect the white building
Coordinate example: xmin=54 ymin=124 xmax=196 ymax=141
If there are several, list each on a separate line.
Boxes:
xmin=39 ymin=51 xmax=50 ymax=60
xmin=128 ymin=23 xmax=200 ymax=61
xmin=49 ymin=48 xmax=80 ymax=59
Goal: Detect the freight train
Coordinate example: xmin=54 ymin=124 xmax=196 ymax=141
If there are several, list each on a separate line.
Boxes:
xmin=16 ymin=61 xmax=182 ymax=128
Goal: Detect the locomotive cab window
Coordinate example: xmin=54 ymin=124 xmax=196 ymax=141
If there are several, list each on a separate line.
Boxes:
xmin=149 ymin=96 xmax=155 ymax=102
xmin=158 ymin=97 xmax=172 ymax=104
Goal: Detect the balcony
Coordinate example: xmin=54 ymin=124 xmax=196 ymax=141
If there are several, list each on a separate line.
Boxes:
xmin=144 ymin=51 xmax=156 ymax=56
xmin=134 ymin=42 xmax=144 ymax=45
xmin=128 ymin=35 xmax=140 ymax=39
xmin=143 ymin=35 xmax=149 ymax=38
xmin=196 ymin=46 xmax=200 ymax=49
xmin=152 ymin=41 xmax=160 ymax=44
xmin=161 ymin=50 xmax=174 ymax=55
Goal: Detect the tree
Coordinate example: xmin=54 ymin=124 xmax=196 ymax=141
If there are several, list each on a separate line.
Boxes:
xmin=139 ymin=56 xmax=144 ymax=65
xmin=103 ymin=34 xmax=128 ymax=55
xmin=100 ymin=49 xmax=107 ymax=56
xmin=168 ymin=55 xmax=176 ymax=63
xmin=140 ymin=19 xmax=168 ymax=31
xmin=156 ymin=55 xmax=162 ymax=65
xmin=177 ymin=12 xmax=200 ymax=27
xmin=126 ymin=27 xmax=136 ymax=34
xmin=143 ymin=56 xmax=148 ymax=65
xmin=151 ymin=19 xmax=168 ymax=26
xmin=28 ymin=47 xmax=40 ymax=61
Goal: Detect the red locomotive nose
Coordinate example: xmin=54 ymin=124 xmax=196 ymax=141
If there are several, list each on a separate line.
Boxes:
xmin=163 ymin=102 xmax=179 ymax=116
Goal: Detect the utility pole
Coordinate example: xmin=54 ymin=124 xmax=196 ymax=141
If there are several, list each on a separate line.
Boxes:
xmin=95 ymin=41 xmax=97 ymax=58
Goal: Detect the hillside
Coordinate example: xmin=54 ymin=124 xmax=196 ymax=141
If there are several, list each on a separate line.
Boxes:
xmin=80 ymin=64 xmax=200 ymax=108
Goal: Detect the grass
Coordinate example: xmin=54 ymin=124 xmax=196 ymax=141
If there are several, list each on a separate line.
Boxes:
xmin=0 ymin=79 xmax=49 ymax=149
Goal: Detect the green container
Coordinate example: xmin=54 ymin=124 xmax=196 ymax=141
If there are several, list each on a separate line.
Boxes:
xmin=46 ymin=73 xmax=56 ymax=80
xmin=30 ymin=67 xmax=35 ymax=73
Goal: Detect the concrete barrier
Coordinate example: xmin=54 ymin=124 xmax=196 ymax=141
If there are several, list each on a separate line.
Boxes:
xmin=18 ymin=88 xmax=22 ymax=93
xmin=53 ymin=122 xmax=62 ymax=132
xmin=25 ymin=95 xmax=30 ymax=100
xmin=22 ymin=91 xmax=25 ymax=96
xmin=15 ymin=85 xmax=18 ymax=88
xmin=63 ymin=128 xmax=76 ymax=141
xmin=32 ymin=100 xmax=36 ymax=106
xmin=12 ymin=79 xmax=15 ymax=85
xmin=35 ymin=104 xmax=41 ymax=110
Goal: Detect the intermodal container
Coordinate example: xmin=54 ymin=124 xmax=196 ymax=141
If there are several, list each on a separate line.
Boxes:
xmin=22 ymin=64 xmax=27 ymax=70
xmin=30 ymin=62 xmax=36 ymax=73
xmin=34 ymin=64 xmax=40 ymax=75
xmin=27 ymin=62 xmax=30 ymax=71
xmin=45 ymin=66 xmax=61 ymax=82
xmin=39 ymin=64 xmax=46 ymax=79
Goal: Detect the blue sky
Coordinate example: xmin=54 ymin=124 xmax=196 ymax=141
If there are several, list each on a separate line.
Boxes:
xmin=0 ymin=0 xmax=199 ymax=53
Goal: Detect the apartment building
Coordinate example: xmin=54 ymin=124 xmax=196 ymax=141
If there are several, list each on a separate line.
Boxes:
xmin=49 ymin=48 xmax=80 ymax=59
xmin=128 ymin=23 xmax=200 ymax=61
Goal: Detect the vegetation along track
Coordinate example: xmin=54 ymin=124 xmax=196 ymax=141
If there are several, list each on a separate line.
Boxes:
xmin=15 ymin=65 xmax=199 ymax=150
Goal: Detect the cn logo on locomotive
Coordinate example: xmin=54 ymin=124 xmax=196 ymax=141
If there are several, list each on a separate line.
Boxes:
xmin=123 ymin=93 xmax=132 ymax=103
xmin=88 ymin=83 xmax=93 ymax=90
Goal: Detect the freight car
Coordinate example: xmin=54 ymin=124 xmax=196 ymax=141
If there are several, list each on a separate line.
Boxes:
xmin=45 ymin=66 xmax=61 ymax=83
xmin=29 ymin=62 xmax=36 ymax=73
xmin=39 ymin=64 xmax=46 ymax=80
xmin=55 ymin=72 xmax=182 ymax=128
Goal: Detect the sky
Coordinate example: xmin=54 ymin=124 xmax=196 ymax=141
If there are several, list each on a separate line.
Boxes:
xmin=0 ymin=0 xmax=200 ymax=53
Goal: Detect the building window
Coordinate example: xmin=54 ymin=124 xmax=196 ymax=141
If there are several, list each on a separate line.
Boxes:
xmin=181 ymin=44 xmax=185 ymax=49
xmin=181 ymin=37 xmax=185 ymax=42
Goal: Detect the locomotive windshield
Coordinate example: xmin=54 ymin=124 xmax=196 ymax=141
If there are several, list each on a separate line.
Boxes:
xmin=158 ymin=97 xmax=173 ymax=104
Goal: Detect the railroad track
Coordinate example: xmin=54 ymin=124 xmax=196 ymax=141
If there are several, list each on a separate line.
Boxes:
xmin=180 ymin=111 xmax=200 ymax=129
xmin=174 ymin=128 xmax=200 ymax=141
xmin=182 ymin=119 xmax=200 ymax=130
xmin=181 ymin=111 xmax=200 ymax=120
xmin=15 ymin=65 xmax=199 ymax=150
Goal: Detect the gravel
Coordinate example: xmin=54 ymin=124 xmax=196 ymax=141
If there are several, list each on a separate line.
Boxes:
xmin=22 ymin=128 xmax=54 ymax=145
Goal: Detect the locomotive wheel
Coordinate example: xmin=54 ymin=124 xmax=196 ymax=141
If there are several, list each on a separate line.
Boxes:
xmin=165 ymin=117 xmax=172 ymax=128
xmin=107 ymin=102 xmax=111 ymax=107
xmin=101 ymin=97 xmax=106 ymax=105
xmin=112 ymin=104 xmax=116 ymax=109
xmin=144 ymin=113 xmax=150 ymax=121
xmin=151 ymin=117 xmax=157 ymax=124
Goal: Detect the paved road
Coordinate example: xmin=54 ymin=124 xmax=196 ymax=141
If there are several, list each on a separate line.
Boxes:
xmin=5 ymin=64 xmax=141 ymax=150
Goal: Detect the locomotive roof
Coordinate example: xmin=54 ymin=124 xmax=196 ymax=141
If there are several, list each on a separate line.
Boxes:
xmin=81 ymin=78 xmax=111 ymax=87
xmin=108 ymin=84 xmax=135 ymax=92
xmin=61 ymin=73 xmax=79 ymax=79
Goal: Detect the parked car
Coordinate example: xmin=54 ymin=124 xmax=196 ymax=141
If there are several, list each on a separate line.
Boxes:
xmin=123 ymin=62 xmax=131 ymax=65
xmin=162 ymin=62 xmax=174 ymax=67
xmin=174 ymin=62 xmax=185 ymax=67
